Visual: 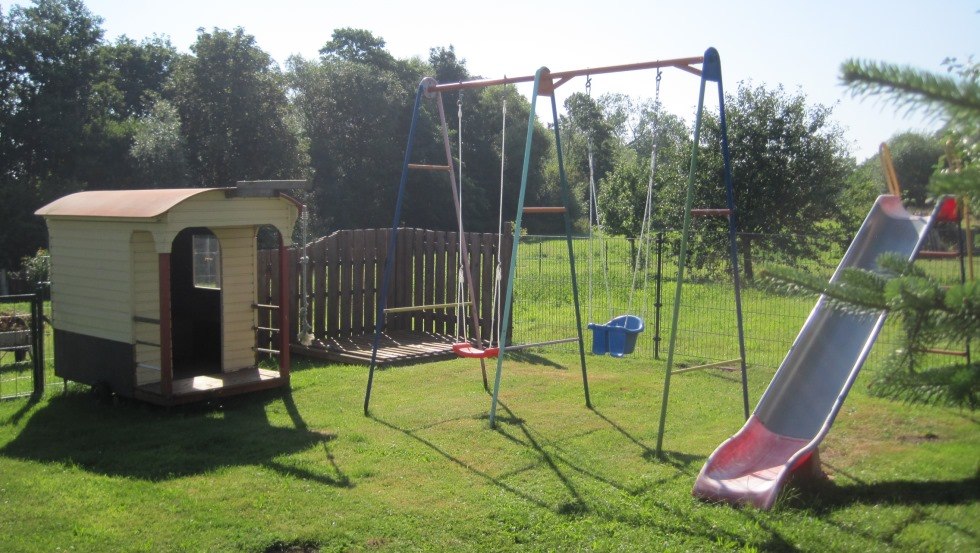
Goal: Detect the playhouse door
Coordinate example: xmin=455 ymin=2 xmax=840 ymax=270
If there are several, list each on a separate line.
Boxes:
xmin=170 ymin=228 xmax=223 ymax=377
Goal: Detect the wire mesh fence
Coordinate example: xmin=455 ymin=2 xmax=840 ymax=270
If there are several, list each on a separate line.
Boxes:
xmin=0 ymin=292 xmax=58 ymax=401
xmin=510 ymin=226 xmax=973 ymax=371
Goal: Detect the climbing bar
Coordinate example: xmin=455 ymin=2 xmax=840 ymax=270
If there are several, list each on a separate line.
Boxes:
xmin=252 ymin=303 xmax=280 ymax=310
xmin=503 ymin=337 xmax=579 ymax=351
xmin=255 ymin=347 xmax=281 ymax=355
xmin=917 ymin=250 xmax=959 ymax=259
xmin=425 ymin=56 xmax=705 ymax=93
xmin=408 ymin=163 xmax=452 ymax=172
xmin=671 ymin=358 xmax=743 ymax=375
xmin=915 ymin=348 xmax=969 ymax=357
xmin=384 ymin=301 xmax=470 ymax=314
xmin=523 ymin=206 xmax=566 ymax=214
xmin=255 ymin=326 xmax=280 ymax=334
xmin=690 ymin=208 xmax=731 ymax=217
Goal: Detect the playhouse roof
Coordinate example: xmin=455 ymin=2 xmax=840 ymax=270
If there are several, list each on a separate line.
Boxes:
xmin=35 ymin=188 xmax=227 ymax=219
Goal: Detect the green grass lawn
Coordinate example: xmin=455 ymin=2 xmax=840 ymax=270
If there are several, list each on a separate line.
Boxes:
xmin=0 ymin=350 xmax=976 ymax=552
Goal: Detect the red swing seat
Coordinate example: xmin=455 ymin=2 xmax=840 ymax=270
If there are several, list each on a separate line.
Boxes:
xmin=452 ymin=343 xmax=500 ymax=359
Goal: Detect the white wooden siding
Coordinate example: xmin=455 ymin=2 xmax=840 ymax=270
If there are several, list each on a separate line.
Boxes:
xmin=213 ymin=227 xmax=257 ymax=371
xmin=47 ymin=221 xmax=133 ymax=342
xmin=131 ymin=231 xmax=161 ymax=386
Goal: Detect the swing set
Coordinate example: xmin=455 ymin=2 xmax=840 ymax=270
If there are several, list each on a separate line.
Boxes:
xmin=362 ymin=48 xmax=749 ymax=433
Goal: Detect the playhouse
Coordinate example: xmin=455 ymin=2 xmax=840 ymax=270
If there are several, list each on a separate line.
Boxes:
xmin=35 ymin=185 xmax=300 ymax=405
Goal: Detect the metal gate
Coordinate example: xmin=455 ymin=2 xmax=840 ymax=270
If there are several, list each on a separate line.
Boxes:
xmin=0 ymin=291 xmax=45 ymax=400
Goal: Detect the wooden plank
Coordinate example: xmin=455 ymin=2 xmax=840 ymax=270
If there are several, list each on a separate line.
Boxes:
xmin=408 ymin=163 xmax=451 ymax=172
xmin=501 ymin=231 xmax=514 ymax=342
xmin=291 ymin=330 xmax=457 ymax=366
xmin=433 ymin=231 xmax=447 ymax=335
xmin=326 ymin=231 xmax=340 ymax=337
xmin=917 ymin=250 xmax=959 ymax=259
xmin=423 ymin=230 xmax=437 ymax=334
xmin=363 ymin=229 xmax=379 ymax=334
xmin=446 ymin=231 xmax=459 ymax=337
xmin=523 ymin=206 xmax=566 ymax=214
xmin=467 ymin=230 xmax=483 ymax=341
xmin=312 ymin=232 xmax=327 ymax=339
xmin=413 ymin=229 xmax=425 ymax=332
xmin=351 ymin=230 xmax=366 ymax=335
xmin=480 ymin=232 xmax=494 ymax=341
xmin=394 ymin=228 xmax=411 ymax=331
xmin=339 ymin=230 xmax=353 ymax=336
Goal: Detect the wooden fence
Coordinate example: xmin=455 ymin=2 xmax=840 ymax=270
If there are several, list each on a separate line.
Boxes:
xmin=258 ymin=228 xmax=513 ymax=349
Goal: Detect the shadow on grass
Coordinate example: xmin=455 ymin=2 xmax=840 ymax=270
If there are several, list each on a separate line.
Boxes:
xmin=369 ymin=402 xmax=802 ymax=549
xmin=589 ymin=408 xmax=702 ymax=471
xmin=505 ymin=350 xmax=567 ymax=369
xmin=0 ymin=389 xmax=349 ymax=486
xmin=2 ymin=395 xmax=40 ymax=426
xmin=791 ymin=473 xmax=980 ymax=513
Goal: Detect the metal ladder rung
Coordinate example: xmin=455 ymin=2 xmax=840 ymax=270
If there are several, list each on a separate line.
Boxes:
xmin=690 ymin=208 xmax=731 ymax=217
xmin=671 ymin=358 xmax=742 ymax=375
xmin=408 ymin=163 xmax=451 ymax=172
xmin=917 ymin=250 xmax=959 ymax=259
xmin=384 ymin=301 xmax=469 ymax=314
xmin=915 ymin=348 xmax=969 ymax=357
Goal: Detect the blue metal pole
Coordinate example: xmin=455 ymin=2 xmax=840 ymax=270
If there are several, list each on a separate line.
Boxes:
xmin=705 ymin=48 xmax=751 ymax=420
xmin=364 ymin=80 xmax=427 ymax=415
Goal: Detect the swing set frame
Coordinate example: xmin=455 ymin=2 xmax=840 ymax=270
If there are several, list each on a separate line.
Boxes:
xmin=362 ymin=49 xmax=749 ymax=434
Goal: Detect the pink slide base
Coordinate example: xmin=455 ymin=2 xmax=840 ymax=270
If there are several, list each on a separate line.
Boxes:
xmin=693 ymin=416 xmax=813 ymax=509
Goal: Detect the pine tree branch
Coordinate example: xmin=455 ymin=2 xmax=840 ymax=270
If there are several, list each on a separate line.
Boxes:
xmin=840 ymin=59 xmax=980 ymax=122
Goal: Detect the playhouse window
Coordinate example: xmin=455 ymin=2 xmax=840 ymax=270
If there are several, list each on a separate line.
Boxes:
xmin=192 ymin=234 xmax=221 ymax=289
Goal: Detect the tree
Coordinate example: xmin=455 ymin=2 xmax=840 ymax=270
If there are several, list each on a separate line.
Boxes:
xmin=290 ymin=32 xmax=551 ymax=235
xmin=171 ymin=27 xmax=301 ymax=187
xmin=319 ymin=27 xmax=394 ymax=69
xmin=289 ymin=34 xmax=421 ymax=231
xmin=598 ymin=106 xmax=691 ymax=238
xmin=99 ymin=34 xmax=179 ymax=118
xmin=0 ymin=0 xmax=106 ymax=267
xmin=885 ymin=131 xmax=945 ymax=207
xmin=842 ymin=56 xmax=980 ymax=206
xmin=129 ymin=97 xmax=192 ymax=186
xmin=699 ymin=82 xmax=854 ymax=279
xmin=762 ymin=56 xmax=980 ymax=409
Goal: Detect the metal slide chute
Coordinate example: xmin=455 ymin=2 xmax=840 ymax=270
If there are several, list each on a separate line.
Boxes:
xmin=693 ymin=195 xmax=945 ymax=509
xmin=693 ymin=195 xmax=946 ymax=509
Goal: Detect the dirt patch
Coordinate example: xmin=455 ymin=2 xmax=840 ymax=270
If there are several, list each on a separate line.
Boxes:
xmin=265 ymin=540 xmax=320 ymax=553
xmin=897 ymin=432 xmax=941 ymax=444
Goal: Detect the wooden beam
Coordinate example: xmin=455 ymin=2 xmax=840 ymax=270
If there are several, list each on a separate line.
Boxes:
xmin=408 ymin=163 xmax=451 ymax=172
xmin=426 ymin=55 xmax=706 ymax=93
xmin=158 ymin=253 xmax=173 ymax=398
xmin=523 ymin=206 xmax=566 ymax=214
xmin=278 ymin=239 xmax=291 ymax=379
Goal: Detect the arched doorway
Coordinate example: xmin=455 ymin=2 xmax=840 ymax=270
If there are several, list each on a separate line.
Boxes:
xmin=170 ymin=227 xmax=222 ymax=377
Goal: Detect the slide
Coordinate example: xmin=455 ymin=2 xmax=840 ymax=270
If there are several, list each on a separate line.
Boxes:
xmin=693 ymin=195 xmax=947 ymax=509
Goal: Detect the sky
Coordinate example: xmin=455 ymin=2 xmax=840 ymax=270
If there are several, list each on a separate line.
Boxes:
xmin=7 ymin=0 xmax=980 ymax=161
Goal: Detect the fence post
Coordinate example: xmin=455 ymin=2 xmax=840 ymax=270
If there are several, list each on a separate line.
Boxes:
xmin=654 ymin=231 xmax=665 ymax=359
xmin=31 ymin=287 xmax=44 ymax=399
